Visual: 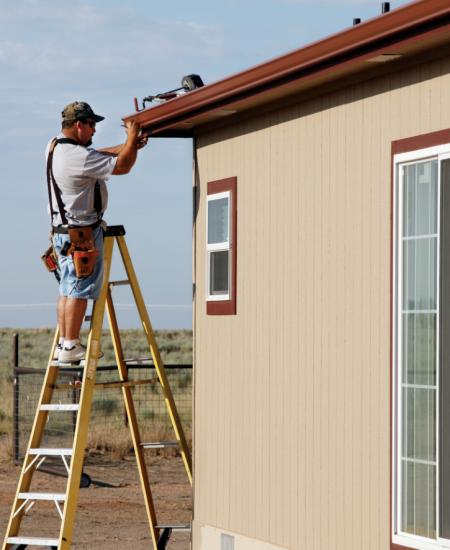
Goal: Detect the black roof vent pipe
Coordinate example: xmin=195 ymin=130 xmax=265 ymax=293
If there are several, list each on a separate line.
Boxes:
xmin=353 ymin=18 xmax=361 ymax=25
xmin=382 ymin=2 xmax=390 ymax=13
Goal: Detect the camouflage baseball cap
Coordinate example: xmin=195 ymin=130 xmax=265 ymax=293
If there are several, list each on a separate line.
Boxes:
xmin=61 ymin=101 xmax=105 ymax=123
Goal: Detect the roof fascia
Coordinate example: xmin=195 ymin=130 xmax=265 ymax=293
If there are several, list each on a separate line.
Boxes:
xmin=191 ymin=39 xmax=450 ymax=137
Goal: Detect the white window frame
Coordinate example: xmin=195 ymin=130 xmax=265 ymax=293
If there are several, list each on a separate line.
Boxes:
xmin=393 ymin=143 xmax=450 ymax=550
xmin=206 ymin=190 xmax=231 ymax=302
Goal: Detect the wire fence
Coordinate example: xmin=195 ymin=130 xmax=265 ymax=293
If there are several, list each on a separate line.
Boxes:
xmin=13 ymin=363 xmax=192 ymax=468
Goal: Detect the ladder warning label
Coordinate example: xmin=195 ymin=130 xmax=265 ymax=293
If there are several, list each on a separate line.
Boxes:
xmin=91 ymin=340 xmax=99 ymax=355
xmin=87 ymin=358 xmax=96 ymax=380
xmin=87 ymin=340 xmax=99 ymax=379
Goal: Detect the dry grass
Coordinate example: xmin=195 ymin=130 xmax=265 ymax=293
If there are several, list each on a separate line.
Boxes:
xmin=0 ymin=361 xmax=13 ymax=435
xmin=0 ymin=422 xmax=193 ymax=463
xmin=0 ymin=435 xmax=13 ymax=461
xmin=0 ymin=328 xmax=192 ymax=370
xmin=0 ymin=328 xmax=192 ymax=436
xmin=86 ymin=422 xmax=192 ymax=460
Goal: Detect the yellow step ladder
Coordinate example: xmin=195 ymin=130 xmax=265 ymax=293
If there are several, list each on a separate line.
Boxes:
xmin=2 ymin=226 xmax=192 ymax=550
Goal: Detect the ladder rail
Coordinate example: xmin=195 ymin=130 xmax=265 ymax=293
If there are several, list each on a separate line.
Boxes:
xmin=116 ymin=235 xmax=193 ymax=484
xmin=106 ymin=287 xmax=160 ymax=548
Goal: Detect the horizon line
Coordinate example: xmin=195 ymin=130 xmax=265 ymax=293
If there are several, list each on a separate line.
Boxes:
xmin=0 ymin=303 xmax=192 ymax=310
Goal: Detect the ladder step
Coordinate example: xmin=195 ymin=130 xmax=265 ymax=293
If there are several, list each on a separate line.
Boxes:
xmin=19 ymin=493 xmax=66 ymax=501
xmin=8 ymin=536 xmax=59 ymax=546
xmin=109 ymin=280 xmax=130 ymax=287
xmin=29 ymin=448 xmax=73 ymax=456
xmin=40 ymin=404 xmax=79 ymax=411
xmin=122 ymin=357 xmax=153 ymax=364
xmin=141 ymin=441 xmax=179 ymax=449
xmin=56 ymin=379 xmax=160 ymax=390
xmin=156 ymin=524 xmax=190 ymax=532
xmin=94 ymin=377 xmax=159 ymax=390
xmin=58 ymin=360 xmax=85 ymax=366
xmin=50 ymin=360 xmax=85 ymax=367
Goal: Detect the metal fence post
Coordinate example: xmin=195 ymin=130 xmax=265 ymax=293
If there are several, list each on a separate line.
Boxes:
xmin=124 ymin=403 xmax=129 ymax=428
xmin=12 ymin=333 xmax=19 ymax=464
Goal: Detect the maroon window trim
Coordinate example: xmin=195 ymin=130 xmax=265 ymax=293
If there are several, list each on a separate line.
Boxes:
xmin=206 ymin=177 xmax=237 ymax=316
xmin=391 ymin=128 xmax=450 ymax=549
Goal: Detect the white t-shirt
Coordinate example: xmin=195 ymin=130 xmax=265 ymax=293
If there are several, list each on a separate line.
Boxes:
xmin=46 ymin=133 xmax=118 ymax=227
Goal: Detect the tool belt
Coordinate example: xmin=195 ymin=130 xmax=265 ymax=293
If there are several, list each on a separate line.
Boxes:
xmin=53 ymin=219 xmax=103 ymax=234
xmin=46 ymin=138 xmax=103 ymax=279
xmin=56 ymin=226 xmax=100 ymax=278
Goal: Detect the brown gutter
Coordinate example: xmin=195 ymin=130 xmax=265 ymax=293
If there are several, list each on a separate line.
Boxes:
xmin=123 ymin=0 xmax=450 ymax=134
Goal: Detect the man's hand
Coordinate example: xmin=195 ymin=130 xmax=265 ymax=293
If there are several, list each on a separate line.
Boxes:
xmin=101 ymin=121 xmax=147 ymax=167
xmin=126 ymin=120 xmax=141 ymax=142
xmin=111 ymin=120 xmax=143 ymax=175
xmin=137 ymin=134 xmax=148 ymax=149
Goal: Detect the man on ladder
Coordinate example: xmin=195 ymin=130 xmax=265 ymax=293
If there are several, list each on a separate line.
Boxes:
xmin=46 ymin=101 xmax=148 ymax=363
xmin=2 ymin=101 xmax=192 ymax=550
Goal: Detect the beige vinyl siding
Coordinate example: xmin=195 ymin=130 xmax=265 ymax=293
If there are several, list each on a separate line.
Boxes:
xmin=193 ymin=55 xmax=450 ymax=550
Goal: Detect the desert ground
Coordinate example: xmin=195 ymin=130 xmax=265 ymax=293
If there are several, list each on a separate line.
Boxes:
xmin=0 ymin=452 xmax=192 ymax=549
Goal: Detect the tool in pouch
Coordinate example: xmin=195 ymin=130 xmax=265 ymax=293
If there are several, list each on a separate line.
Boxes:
xmin=45 ymin=137 xmax=102 ymax=278
xmin=41 ymin=240 xmax=61 ymax=283
xmin=41 ymin=243 xmax=59 ymax=273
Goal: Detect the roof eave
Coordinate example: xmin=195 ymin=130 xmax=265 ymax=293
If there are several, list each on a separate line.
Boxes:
xmin=122 ymin=0 xmax=450 ymax=136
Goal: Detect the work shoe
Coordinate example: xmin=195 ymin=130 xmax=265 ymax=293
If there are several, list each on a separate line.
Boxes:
xmin=58 ymin=340 xmax=104 ymax=364
xmin=53 ymin=343 xmax=63 ymax=360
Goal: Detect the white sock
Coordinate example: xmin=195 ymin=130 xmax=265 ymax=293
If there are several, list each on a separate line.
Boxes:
xmin=64 ymin=339 xmax=77 ymax=349
xmin=59 ymin=337 xmax=65 ymax=347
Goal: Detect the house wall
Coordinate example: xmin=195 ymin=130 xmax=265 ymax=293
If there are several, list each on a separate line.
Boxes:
xmin=192 ymin=54 xmax=450 ymax=550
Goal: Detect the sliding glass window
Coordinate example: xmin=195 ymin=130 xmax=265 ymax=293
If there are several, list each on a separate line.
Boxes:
xmin=394 ymin=144 xmax=450 ymax=550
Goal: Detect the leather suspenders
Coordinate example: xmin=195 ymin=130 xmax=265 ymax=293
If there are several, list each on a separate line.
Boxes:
xmin=46 ymin=137 xmax=103 ymax=227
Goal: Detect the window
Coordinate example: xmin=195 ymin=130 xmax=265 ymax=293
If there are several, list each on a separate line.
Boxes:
xmin=206 ymin=177 xmax=237 ymax=315
xmin=207 ymin=192 xmax=230 ymax=299
xmin=393 ymin=139 xmax=450 ymax=550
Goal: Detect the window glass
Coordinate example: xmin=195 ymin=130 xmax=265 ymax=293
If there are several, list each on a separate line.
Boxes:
xmin=210 ymin=251 xmax=229 ymax=295
xmin=208 ymin=197 xmax=229 ymax=244
xmin=400 ymin=158 xmax=438 ymax=539
xmin=403 ymin=161 xmax=438 ymax=238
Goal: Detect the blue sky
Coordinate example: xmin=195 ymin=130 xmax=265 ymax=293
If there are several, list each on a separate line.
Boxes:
xmin=0 ymin=0 xmax=411 ymax=329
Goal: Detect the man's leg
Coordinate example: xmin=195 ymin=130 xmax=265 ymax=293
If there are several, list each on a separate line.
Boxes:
xmin=58 ymin=227 xmax=104 ymax=362
xmin=64 ymin=298 xmax=87 ymax=341
xmin=58 ymin=298 xmax=89 ymax=363
xmin=57 ymin=296 xmax=67 ymax=337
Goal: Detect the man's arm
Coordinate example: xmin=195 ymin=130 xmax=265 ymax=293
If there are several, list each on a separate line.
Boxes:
xmin=101 ymin=134 xmax=147 ymax=157
xmin=101 ymin=122 xmax=148 ymax=174
xmin=98 ymin=144 xmax=125 ymax=157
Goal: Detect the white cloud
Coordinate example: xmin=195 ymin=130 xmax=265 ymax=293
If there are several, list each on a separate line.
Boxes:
xmin=0 ymin=0 xmax=233 ymax=97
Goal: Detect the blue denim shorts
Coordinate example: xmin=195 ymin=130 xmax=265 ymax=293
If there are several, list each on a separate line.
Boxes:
xmin=53 ymin=226 xmax=104 ymax=300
